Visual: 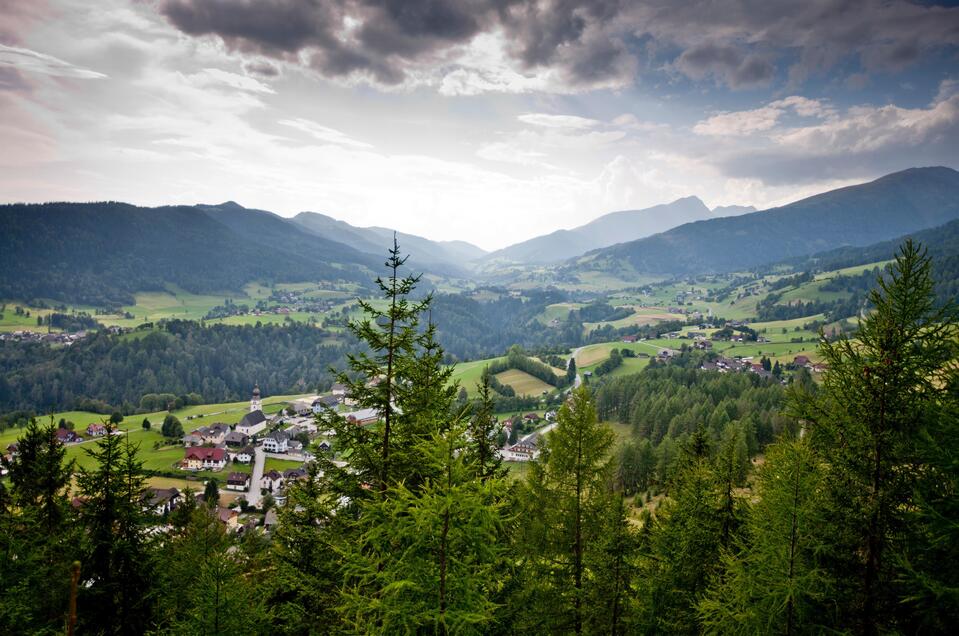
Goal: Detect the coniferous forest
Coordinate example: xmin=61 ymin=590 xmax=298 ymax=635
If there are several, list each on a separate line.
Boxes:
xmin=1 ymin=240 xmax=957 ymax=635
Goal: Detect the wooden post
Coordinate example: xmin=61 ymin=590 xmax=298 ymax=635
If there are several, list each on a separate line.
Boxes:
xmin=67 ymin=561 xmax=80 ymax=636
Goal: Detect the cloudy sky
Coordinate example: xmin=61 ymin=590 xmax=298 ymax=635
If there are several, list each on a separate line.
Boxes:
xmin=2 ymin=0 xmax=958 ymax=250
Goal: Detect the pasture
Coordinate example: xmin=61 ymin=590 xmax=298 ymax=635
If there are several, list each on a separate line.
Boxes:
xmin=495 ymin=369 xmax=555 ymax=396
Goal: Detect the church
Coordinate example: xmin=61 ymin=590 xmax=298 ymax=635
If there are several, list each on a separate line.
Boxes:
xmin=236 ymin=384 xmax=267 ymax=436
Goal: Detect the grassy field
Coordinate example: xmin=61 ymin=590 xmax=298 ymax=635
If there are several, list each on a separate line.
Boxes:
xmin=448 ymin=356 xmax=506 ymax=396
xmin=536 ymin=302 xmax=584 ymax=324
xmin=495 ymin=369 xmax=555 ymax=396
xmin=575 ymin=340 xmax=665 ymax=367
xmin=584 ymin=306 xmax=686 ymax=333
xmin=264 ymin=457 xmax=306 ymax=473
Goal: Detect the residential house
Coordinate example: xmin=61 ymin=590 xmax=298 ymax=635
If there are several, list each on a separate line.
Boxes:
xmin=261 ymin=469 xmax=285 ymax=493
xmin=86 ymin=423 xmax=107 ymax=437
xmin=694 ymin=340 xmax=713 ymax=350
xmin=141 ymin=487 xmax=180 ymax=515
xmin=331 ymin=383 xmax=348 ymax=397
xmin=288 ymin=439 xmax=304 ymax=454
xmin=224 ymin=431 xmax=249 ymax=448
xmin=180 ymin=447 xmax=227 ymax=471
xmin=263 ymin=430 xmax=290 ymax=453
xmin=793 ymin=355 xmax=812 ymax=367
xmin=283 ymin=467 xmax=308 ymax=483
xmin=290 ymin=398 xmax=315 ymax=416
xmin=622 ymin=335 xmax=638 ymax=343
xmin=503 ymin=434 xmax=540 ymax=462
xmin=237 ymin=410 xmax=267 ymax=436
xmin=55 ymin=428 xmax=83 ymax=444
xmin=217 ymin=506 xmax=240 ymax=532
xmin=316 ymin=440 xmax=332 ymax=452
xmin=181 ymin=433 xmax=203 ymax=447
xmin=312 ymin=395 xmax=340 ymax=412
xmin=226 ymin=472 xmax=250 ymax=491
xmin=233 ymin=445 xmax=255 ymax=464
xmin=195 ymin=424 xmax=229 ymax=445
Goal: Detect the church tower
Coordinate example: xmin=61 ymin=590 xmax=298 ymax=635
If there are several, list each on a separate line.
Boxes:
xmin=250 ymin=383 xmax=262 ymax=412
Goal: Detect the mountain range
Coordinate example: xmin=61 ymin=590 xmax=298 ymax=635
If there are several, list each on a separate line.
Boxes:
xmin=292 ymin=211 xmax=485 ymax=275
xmin=569 ymin=166 xmax=959 ymax=279
xmin=480 ymin=196 xmax=747 ymax=266
xmin=2 ymin=166 xmax=958 ymax=306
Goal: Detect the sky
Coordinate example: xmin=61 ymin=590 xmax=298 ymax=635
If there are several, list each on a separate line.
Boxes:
xmin=1 ymin=0 xmax=958 ymax=251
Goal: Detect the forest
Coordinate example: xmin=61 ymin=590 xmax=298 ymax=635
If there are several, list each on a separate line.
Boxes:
xmin=1 ymin=240 xmax=957 ymax=634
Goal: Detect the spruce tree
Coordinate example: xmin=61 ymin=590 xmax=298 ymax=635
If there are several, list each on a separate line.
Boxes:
xmin=699 ymin=438 xmax=833 ymax=634
xmin=467 ymin=369 xmax=505 ymax=481
xmin=789 ymin=240 xmax=958 ymax=633
xmin=76 ymin=433 xmax=152 ymax=634
xmin=518 ymin=385 xmax=616 ymax=634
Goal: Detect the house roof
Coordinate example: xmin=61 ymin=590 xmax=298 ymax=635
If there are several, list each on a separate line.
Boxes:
xmin=238 ymin=410 xmax=266 ymax=428
xmin=227 ymin=472 xmax=249 ymax=485
xmin=141 ymin=487 xmax=180 ymax=507
xmin=224 ymin=431 xmax=248 ymax=443
xmin=265 ymin=430 xmax=290 ymax=442
xmin=184 ymin=447 xmax=226 ymax=461
xmin=263 ymin=469 xmax=283 ymax=480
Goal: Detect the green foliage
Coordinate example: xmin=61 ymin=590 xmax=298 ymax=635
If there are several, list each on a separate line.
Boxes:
xmin=161 ymin=413 xmax=184 ymax=438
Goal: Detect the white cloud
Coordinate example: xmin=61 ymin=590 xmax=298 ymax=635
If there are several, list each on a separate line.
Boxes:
xmin=278 ymin=118 xmax=373 ymax=149
xmin=188 ymin=68 xmax=276 ymax=94
xmin=0 ymin=44 xmax=107 ymax=79
xmin=517 ymin=113 xmax=600 ymax=129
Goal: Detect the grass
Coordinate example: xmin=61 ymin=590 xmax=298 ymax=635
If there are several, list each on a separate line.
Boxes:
xmin=495 ymin=369 xmax=555 ymax=396
xmin=264 ymin=457 xmax=305 ymax=472
xmin=448 ymin=356 xmax=506 ymax=396
xmin=575 ymin=340 xmax=666 ymax=367
xmin=583 ymin=306 xmax=686 ymax=333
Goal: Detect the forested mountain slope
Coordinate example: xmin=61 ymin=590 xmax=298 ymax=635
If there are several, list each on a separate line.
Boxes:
xmin=0 ymin=201 xmax=380 ymax=306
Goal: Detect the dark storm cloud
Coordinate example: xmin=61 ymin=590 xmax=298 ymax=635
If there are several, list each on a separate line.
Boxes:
xmin=156 ymin=0 xmax=959 ymax=90
xmin=243 ymin=59 xmax=281 ymax=77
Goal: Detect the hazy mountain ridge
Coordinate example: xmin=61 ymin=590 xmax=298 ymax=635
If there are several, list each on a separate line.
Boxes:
xmin=571 ymin=167 xmax=959 ymax=278
xmin=293 ymin=211 xmax=486 ymax=272
xmin=482 ymin=196 xmax=716 ymax=266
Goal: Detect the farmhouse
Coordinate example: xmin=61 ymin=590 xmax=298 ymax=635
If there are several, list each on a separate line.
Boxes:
xmin=503 ymin=434 xmax=540 ymax=462
xmin=181 ymin=433 xmax=203 ymax=447
xmin=237 ymin=410 xmax=267 ymax=436
xmin=86 ymin=423 xmax=107 ymax=437
xmin=226 ymin=472 xmax=250 ymax=491
xmin=180 ymin=447 xmax=227 ymax=471
xmin=194 ymin=424 xmax=229 ymax=445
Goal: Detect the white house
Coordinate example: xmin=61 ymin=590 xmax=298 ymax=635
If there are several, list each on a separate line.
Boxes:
xmin=226 ymin=472 xmax=250 ymax=491
xmin=263 ymin=430 xmax=290 ymax=453
xmin=232 ymin=446 xmax=255 ymax=464
xmin=260 ymin=469 xmax=285 ymax=493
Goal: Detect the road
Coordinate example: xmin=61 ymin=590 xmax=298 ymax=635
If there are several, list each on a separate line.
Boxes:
xmin=246 ymin=447 xmax=265 ymax=506
xmin=567 ymin=347 xmax=584 ymax=389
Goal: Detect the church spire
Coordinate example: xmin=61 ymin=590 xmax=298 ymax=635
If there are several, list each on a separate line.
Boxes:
xmin=250 ymin=382 xmax=262 ymax=412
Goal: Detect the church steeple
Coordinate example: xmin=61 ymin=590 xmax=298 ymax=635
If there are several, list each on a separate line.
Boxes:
xmin=250 ymin=383 xmax=262 ymax=412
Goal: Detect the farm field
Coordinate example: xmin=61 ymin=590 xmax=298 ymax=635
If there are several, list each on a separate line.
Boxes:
xmin=583 ymin=306 xmax=686 ymax=332
xmin=448 ymin=356 xmax=506 ymax=396
xmin=536 ymin=302 xmax=584 ymax=324
xmin=575 ymin=340 xmax=665 ymax=367
xmin=495 ymin=369 xmax=554 ymax=396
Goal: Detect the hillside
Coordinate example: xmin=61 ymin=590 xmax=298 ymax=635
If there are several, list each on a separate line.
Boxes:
xmin=482 ymin=196 xmax=714 ymax=265
xmin=293 ymin=211 xmax=486 ymax=273
xmin=0 ymin=201 xmax=381 ymax=306
xmin=571 ymin=167 xmax=959 ymax=278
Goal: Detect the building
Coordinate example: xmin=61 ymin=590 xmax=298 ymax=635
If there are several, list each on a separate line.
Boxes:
xmin=263 ymin=430 xmax=290 ymax=453
xmin=141 ymin=487 xmax=180 ymax=515
xmin=194 ymin=424 xmax=228 ymax=445
xmin=250 ymin=383 xmax=262 ymax=412
xmin=502 ymin=434 xmax=540 ymax=462
xmin=312 ymin=395 xmax=340 ymax=412
xmin=180 ymin=447 xmax=227 ymax=471
xmin=233 ymin=445 xmax=255 ymax=464
xmin=181 ymin=433 xmax=203 ymax=447
xmin=217 ymin=506 xmax=240 ymax=532
xmin=237 ymin=410 xmax=267 ymax=436
xmin=344 ymin=408 xmax=379 ymax=425
xmin=55 ymin=428 xmax=83 ymax=444
xmin=793 ymin=355 xmax=812 ymax=367
xmin=86 ymin=423 xmax=107 ymax=437
xmin=331 ymin=383 xmax=348 ymax=397
xmin=261 ymin=469 xmax=285 ymax=493
xmin=224 ymin=431 xmax=249 ymax=448
xmin=226 ymin=472 xmax=250 ymax=491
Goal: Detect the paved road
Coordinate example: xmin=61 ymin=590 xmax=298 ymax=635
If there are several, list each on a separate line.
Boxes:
xmin=567 ymin=347 xmax=585 ymax=389
xmin=246 ymin=447 xmax=265 ymax=506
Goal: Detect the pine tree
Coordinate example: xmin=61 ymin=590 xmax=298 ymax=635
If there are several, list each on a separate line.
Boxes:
xmin=789 ymin=240 xmax=958 ymax=633
xmin=76 ymin=433 xmax=152 ymax=634
xmin=0 ymin=418 xmax=78 ymax=633
xmin=699 ymin=438 xmax=833 ymax=634
xmin=518 ymin=385 xmax=616 ymax=634
xmin=316 ymin=236 xmax=430 ymax=497
xmin=338 ymin=421 xmax=509 ymax=634
xmin=467 ymin=369 xmax=505 ymax=481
